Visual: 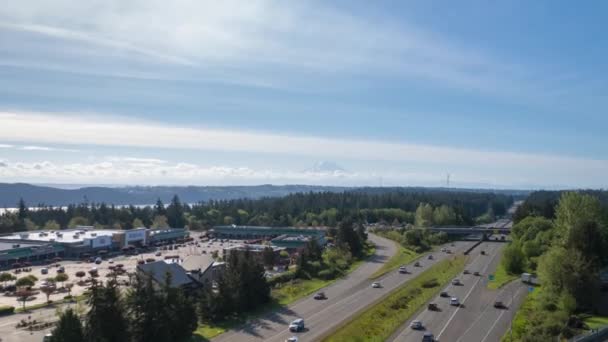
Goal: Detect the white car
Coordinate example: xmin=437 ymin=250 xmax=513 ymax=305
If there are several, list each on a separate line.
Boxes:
xmin=451 ymin=278 xmax=461 ymax=285
xmin=410 ymin=320 xmax=423 ymax=329
xmin=371 ymin=282 xmax=381 ymax=288
xmin=285 ymin=337 xmax=299 ymax=342
xmin=450 ymin=297 xmax=460 ymax=306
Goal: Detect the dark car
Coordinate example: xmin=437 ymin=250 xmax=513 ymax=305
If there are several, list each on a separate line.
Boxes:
xmin=428 ymin=255 xmax=434 ymax=260
xmin=414 ymin=261 xmax=421 ymax=267
xmin=494 ymin=301 xmax=506 ymax=309
xmin=314 ymin=292 xmax=327 ymax=300
xmin=481 ymin=250 xmax=486 ymax=255
xmin=473 ymin=271 xmax=480 ymax=276
xmin=463 ymin=269 xmax=470 ymax=274
xmin=422 ymin=332 xmax=435 ymax=342
xmin=440 ymin=291 xmax=449 ymax=298
xmin=427 ymin=303 xmax=438 ymax=311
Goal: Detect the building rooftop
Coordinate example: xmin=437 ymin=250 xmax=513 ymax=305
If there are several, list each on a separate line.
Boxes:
xmin=137 ymin=261 xmax=194 ymax=287
xmin=223 ymin=244 xmax=285 ymax=253
xmin=0 ymin=240 xmax=47 ymax=252
xmin=213 ymin=225 xmax=326 ymax=231
xmin=181 ymin=254 xmax=215 ymax=273
xmin=0 ymin=228 xmax=119 ymax=244
xmin=272 ymin=234 xmax=312 ymax=242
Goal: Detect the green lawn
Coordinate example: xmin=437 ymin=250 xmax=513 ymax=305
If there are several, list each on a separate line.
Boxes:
xmin=584 ymin=316 xmax=608 ymax=330
xmin=194 ymin=244 xmax=376 ymax=340
xmin=323 ymin=255 xmax=467 ymax=342
xmin=487 ymin=254 xmax=518 ymax=290
xmin=369 ymin=244 xmax=418 ymax=279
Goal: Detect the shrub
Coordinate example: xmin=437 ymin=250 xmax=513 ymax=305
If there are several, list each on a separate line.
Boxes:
xmin=0 ymin=306 xmax=15 ymax=316
xmin=318 ymin=269 xmax=338 ymax=280
xmin=421 ymin=278 xmax=439 ymax=288
xmin=268 ymin=271 xmax=296 ymax=286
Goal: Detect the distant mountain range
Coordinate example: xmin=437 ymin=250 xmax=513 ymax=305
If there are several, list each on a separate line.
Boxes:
xmin=0 ymin=183 xmax=531 ymax=208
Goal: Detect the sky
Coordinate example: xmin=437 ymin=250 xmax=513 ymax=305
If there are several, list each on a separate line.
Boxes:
xmin=0 ymin=0 xmax=607 ymax=189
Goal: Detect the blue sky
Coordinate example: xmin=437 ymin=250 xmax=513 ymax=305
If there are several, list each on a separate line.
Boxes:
xmin=0 ymin=1 xmax=606 ymax=188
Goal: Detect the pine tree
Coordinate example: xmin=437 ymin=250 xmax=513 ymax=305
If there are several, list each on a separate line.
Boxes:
xmin=127 ymin=274 xmax=170 ymax=342
xmin=50 ymin=308 xmax=84 ymax=342
xmin=84 ymin=280 xmax=129 ymax=342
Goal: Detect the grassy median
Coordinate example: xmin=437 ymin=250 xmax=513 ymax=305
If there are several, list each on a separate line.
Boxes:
xmin=369 ymin=244 xmax=418 ymax=279
xmin=323 ymin=255 xmax=467 ymax=342
xmin=487 ymin=261 xmax=518 ymax=290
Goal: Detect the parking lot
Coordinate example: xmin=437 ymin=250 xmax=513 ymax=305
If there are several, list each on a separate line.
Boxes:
xmin=0 ymin=232 xmax=242 ymax=309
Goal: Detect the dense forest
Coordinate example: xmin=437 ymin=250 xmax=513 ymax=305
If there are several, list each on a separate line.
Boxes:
xmin=0 ymin=190 xmax=514 ymax=234
xmin=503 ymin=190 xmax=608 ymax=340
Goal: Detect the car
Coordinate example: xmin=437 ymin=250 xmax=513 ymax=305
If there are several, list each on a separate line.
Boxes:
xmin=446 ymin=249 xmax=452 ymax=254
xmin=57 ymin=266 xmax=65 ymax=273
xmin=399 ymin=266 xmax=407 ymax=274
xmin=440 ymin=291 xmax=449 ymax=297
xmin=473 ymin=271 xmax=480 ymax=276
xmin=156 ymin=252 xmax=162 ymax=256
xmin=108 ymin=259 xmax=114 ymax=264
xmin=452 ymin=278 xmax=461 ymax=285
xmin=314 ymin=292 xmax=327 ymax=300
xmin=451 ymin=243 xmax=455 ymax=247
xmin=494 ymin=301 xmax=506 ymax=309
xmin=289 ymin=318 xmax=305 ymax=332
xmin=481 ymin=250 xmax=486 ymax=255
xmin=463 ymin=269 xmax=470 ymax=274
xmin=371 ymin=282 xmax=382 ymax=288
xmin=41 ymin=268 xmax=49 ymax=275
xmin=414 ymin=261 xmax=421 ymax=267
xmin=94 ymin=257 xmax=102 ymax=264
xmin=410 ymin=320 xmax=423 ymax=329
xmin=285 ymin=337 xmax=299 ymax=342
xmin=43 ymin=333 xmax=53 ymax=342
xmin=428 ymin=254 xmax=434 ymax=260
xmin=450 ymin=297 xmax=460 ymax=306
xmin=427 ymin=303 xmax=438 ymax=311
xmin=422 ymin=332 xmax=436 ymax=342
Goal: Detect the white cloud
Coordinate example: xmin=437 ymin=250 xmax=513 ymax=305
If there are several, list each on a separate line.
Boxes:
xmin=0 ymin=0 xmax=524 ymax=91
xmin=0 ymin=144 xmax=14 ymax=148
xmin=0 ymin=111 xmax=607 ymax=188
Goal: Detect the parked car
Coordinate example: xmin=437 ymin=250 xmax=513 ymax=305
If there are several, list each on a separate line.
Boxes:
xmin=289 ymin=318 xmax=305 ymax=332
xmin=410 ymin=320 xmax=423 ymax=329
xmin=108 ymin=259 xmax=114 ymax=264
xmin=41 ymin=268 xmax=49 ymax=275
xmin=94 ymin=257 xmax=102 ymax=264
xmin=314 ymin=292 xmax=327 ymax=300
xmin=57 ymin=266 xmax=65 ymax=273
xmin=155 ymin=252 xmax=162 ymax=257
xmin=450 ymin=297 xmax=460 ymax=306
xmin=371 ymin=282 xmax=382 ymax=288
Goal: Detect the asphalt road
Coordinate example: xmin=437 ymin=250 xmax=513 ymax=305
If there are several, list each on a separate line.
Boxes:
xmin=389 ymin=241 xmax=527 ymax=342
xmin=0 ymin=304 xmax=65 ymax=342
xmin=213 ymin=237 xmax=475 ymax=342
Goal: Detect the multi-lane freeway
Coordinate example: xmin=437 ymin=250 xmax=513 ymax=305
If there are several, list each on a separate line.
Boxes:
xmin=214 ymin=237 xmax=475 ymax=342
xmin=389 ymin=241 xmax=527 ymax=342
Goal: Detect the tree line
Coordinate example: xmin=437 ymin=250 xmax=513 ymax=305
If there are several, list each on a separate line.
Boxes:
xmin=0 ymin=190 xmax=513 ymax=234
xmin=504 ymin=191 xmax=608 ymax=340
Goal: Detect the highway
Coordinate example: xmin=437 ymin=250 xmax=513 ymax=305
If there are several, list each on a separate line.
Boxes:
xmin=389 ymin=241 xmax=527 ymax=342
xmin=213 ymin=237 xmax=475 ymax=342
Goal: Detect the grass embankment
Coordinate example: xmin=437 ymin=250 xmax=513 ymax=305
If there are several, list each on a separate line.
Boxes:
xmin=369 ymin=244 xmax=418 ymax=279
xmin=487 ymin=251 xmax=518 ymax=290
xmin=193 ymin=245 xmax=376 ymax=340
xmin=323 ymin=255 xmax=467 ymax=342
xmin=15 ymin=293 xmax=88 ymax=313
xmin=584 ymin=316 xmax=608 ymax=329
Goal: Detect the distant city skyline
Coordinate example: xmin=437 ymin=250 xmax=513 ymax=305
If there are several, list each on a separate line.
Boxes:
xmin=0 ymin=1 xmax=607 ymax=189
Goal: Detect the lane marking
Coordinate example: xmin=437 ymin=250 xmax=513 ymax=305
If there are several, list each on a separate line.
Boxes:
xmin=436 ymin=244 xmax=502 ymax=340
xmin=480 ymin=285 xmax=524 ymax=342
xmin=262 ymin=242 xmax=473 ymax=342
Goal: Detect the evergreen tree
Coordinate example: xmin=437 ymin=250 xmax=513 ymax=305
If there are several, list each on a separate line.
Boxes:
xmin=166 ymin=195 xmax=186 ymax=228
xmin=127 ymin=274 xmax=170 ymax=342
xmin=163 ymin=277 xmax=198 ymax=341
xmin=84 ymin=280 xmax=129 ymax=342
xmin=154 ymin=199 xmax=166 ymax=217
xmin=336 ymin=219 xmax=363 ymax=257
xmin=50 ymin=308 xmax=84 ymax=342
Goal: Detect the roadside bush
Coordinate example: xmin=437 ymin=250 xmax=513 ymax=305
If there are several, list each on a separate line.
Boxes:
xmin=268 ymin=271 xmax=296 ymax=286
xmin=421 ymin=278 xmax=439 ymax=288
xmin=0 ymin=306 xmax=15 ymax=316
xmin=318 ymin=269 xmax=338 ymax=280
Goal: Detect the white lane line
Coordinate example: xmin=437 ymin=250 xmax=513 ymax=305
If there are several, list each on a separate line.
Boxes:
xmin=265 ymin=243 xmax=473 ymax=342
xmin=480 ymin=285 xmax=524 ymax=342
xmin=455 ymin=279 xmax=512 ymax=342
xmin=436 ymin=244 xmax=501 ymax=340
